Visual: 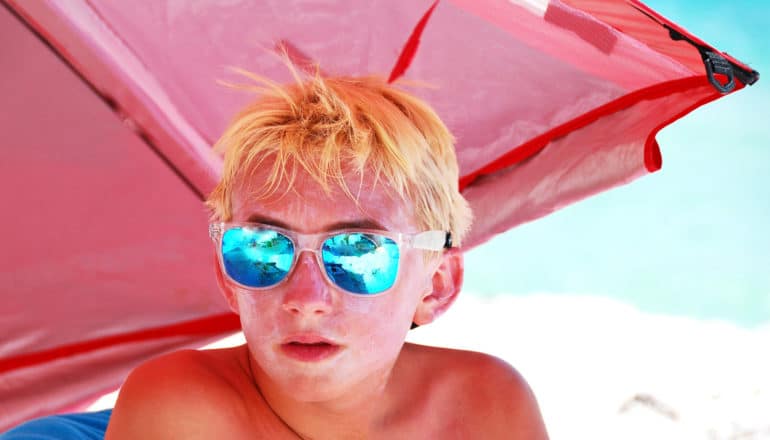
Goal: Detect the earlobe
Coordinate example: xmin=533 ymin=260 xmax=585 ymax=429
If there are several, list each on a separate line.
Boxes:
xmin=213 ymin=250 xmax=240 ymax=315
xmin=413 ymin=249 xmax=464 ymax=326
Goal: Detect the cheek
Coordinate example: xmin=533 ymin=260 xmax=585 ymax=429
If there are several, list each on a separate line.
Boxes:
xmin=358 ymin=310 xmax=414 ymax=373
xmin=342 ymin=282 xmax=424 ymax=350
xmin=344 ymin=291 xmax=416 ymax=330
xmin=234 ymin=291 xmax=282 ymax=345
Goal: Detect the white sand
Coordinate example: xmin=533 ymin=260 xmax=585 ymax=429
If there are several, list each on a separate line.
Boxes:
xmin=406 ymin=293 xmax=770 ymax=440
xmin=90 ymin=293 xmax=770 ymax=439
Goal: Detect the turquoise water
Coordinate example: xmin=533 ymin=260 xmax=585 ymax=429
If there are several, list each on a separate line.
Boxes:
xmin=463 ymin=0 xmax=770 ymax=328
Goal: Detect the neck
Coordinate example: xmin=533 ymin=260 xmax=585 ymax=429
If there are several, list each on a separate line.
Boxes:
xmin=247 ymin=354 xmax=397 ymax=439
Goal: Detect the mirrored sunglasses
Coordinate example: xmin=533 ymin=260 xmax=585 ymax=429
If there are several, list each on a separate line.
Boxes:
xmin=209 ymin=222 xmax=451 ymax=295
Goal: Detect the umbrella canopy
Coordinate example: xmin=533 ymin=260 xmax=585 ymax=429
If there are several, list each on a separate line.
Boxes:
xmin=0 ymin=0 xmax=759 ymax=430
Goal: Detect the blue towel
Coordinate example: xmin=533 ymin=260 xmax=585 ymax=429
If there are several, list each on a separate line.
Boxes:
xmin=0 ymin=410 xmax=111 ymax=440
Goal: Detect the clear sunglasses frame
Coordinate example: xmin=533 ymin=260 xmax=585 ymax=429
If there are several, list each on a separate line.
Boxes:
xmin=208 ymin=221 xmax=451 ymax=295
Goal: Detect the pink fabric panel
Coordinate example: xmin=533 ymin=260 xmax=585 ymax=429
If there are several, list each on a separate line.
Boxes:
xmin=448 ymin=0 xmax=694 ymax=88
xmin=7 ymin=0 xmax=223 ymax=197
xmin=561 ymin=0 xmax=707 ymax=75
xmin=0 ymin=0 xmax=228 ymax=394
xmin=1 ymin=5 xmax=236 ymax=427
xmin=81 ymin=0 xmax=692 ymax=174
xmin=11 ymin=0 xmax=695 ymax=185
xmin=463 ymin=81 xmax=717 ymax=248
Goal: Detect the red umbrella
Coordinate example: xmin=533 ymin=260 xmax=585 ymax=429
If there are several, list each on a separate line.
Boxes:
xmin=0 ymin=0 xmax=759 ymax=429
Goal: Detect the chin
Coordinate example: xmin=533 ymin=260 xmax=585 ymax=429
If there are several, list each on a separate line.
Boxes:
xmin=249 ymin=351 xmax=351 ymax=400
xmin=274 ymin=370 xmax=353 ymax=402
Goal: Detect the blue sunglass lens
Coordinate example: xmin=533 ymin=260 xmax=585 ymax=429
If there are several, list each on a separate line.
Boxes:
xmin=322 ymin=233 xmax=400 ymax=295
xmin=221 ymin=227 xmax=294 ymax=288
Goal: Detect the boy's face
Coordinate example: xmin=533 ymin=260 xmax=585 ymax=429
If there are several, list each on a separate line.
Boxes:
xmin=216 ymin=165 xmax=444 ymax=402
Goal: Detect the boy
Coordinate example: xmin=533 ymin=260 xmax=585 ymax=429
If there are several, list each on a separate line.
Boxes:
xmin=105 ymin=73 xmax=548 ymax=439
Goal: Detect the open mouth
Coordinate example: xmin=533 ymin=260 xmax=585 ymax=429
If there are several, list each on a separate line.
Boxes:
xmin=280 ymin=341 xmax=341 ymax=362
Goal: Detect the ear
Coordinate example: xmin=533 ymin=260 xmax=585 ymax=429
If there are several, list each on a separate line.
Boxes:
xmin=213 ymin=250 xmax=240 ymax=315
xmin=412 ymin=248 xmax=464 ymax=326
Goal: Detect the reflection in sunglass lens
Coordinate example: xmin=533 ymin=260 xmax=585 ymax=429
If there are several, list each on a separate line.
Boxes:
xmin=221 ymin=227 xmax=294 ymax=287
xmin=322 ymin=233 xmax=400 ymax=295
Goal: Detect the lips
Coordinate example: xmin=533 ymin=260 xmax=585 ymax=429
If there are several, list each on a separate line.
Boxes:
xmin=279 ymin=335 xmax=342 ymax=362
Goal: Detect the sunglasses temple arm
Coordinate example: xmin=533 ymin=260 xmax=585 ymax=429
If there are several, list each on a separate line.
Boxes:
xmin=412 ymin=231 xmax=452 ymax=251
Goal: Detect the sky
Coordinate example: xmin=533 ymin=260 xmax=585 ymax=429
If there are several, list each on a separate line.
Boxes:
xmin=463 ymin=0 xmax=770 ymax=328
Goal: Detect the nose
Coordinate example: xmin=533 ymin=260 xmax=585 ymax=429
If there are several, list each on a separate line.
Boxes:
xmin=281 ymin=251 xmax=334 ymax=316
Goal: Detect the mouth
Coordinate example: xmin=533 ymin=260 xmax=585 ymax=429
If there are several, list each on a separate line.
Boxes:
xmin=279 ymin=337 xmax=342 ymax=362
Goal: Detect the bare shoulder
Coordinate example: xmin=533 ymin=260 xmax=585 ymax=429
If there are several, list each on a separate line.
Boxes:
xmin=105 ymin=346 xmax=256 ymax=440
xmin=402 ymin=343 xmax=549 ymax=439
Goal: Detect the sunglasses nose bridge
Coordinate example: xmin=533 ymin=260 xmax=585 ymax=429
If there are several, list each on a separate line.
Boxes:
xmin=292 ymin=247 xmax=328 ymax=278
xmin=294 ymin=246 xmax=321 ymax=260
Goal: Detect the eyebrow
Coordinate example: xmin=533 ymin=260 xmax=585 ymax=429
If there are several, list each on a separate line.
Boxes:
xmin=245 ymin=214 xmax=387 ymax=232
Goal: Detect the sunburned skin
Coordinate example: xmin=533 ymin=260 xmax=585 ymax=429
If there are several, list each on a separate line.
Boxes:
xmin=104 ymin=166 xmax=549 ymax=439
xmin=222 ymin=169 xmax=442 ymax=436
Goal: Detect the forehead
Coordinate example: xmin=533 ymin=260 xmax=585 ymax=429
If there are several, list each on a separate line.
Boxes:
xmin=230 ymin=167 xmax=419 ymax=234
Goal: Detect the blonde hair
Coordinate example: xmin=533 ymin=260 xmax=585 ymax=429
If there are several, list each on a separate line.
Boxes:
xmin=206 ymin=71 xmax=472 ymax=246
